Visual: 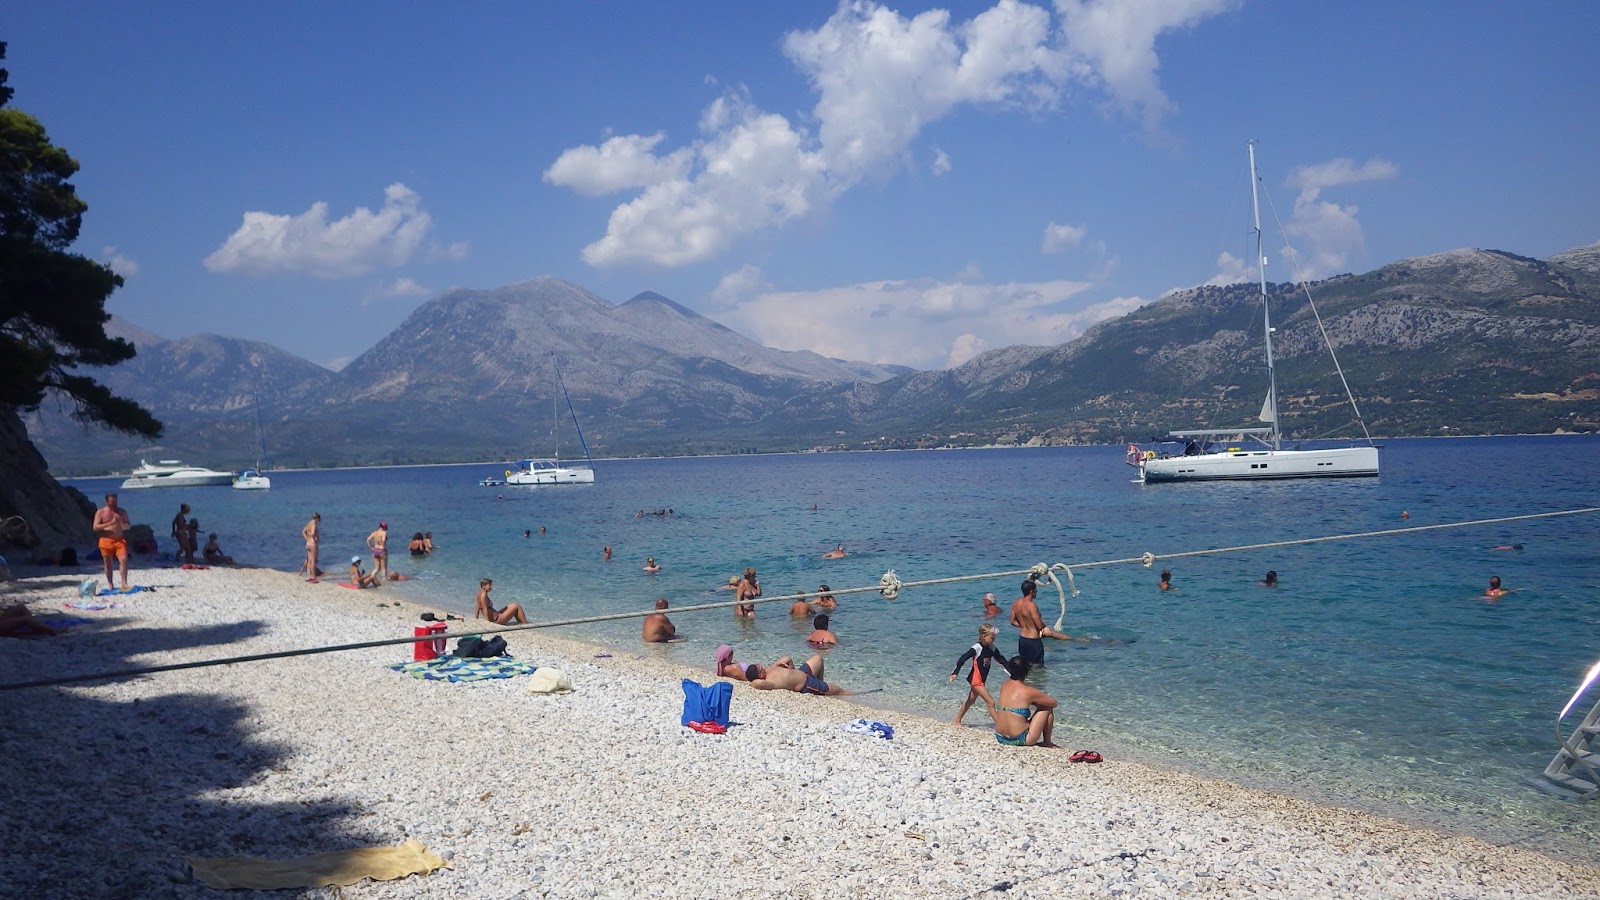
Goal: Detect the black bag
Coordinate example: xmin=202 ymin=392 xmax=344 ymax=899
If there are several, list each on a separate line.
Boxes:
xmin=455 ymin=635 xmax=508 ymax=658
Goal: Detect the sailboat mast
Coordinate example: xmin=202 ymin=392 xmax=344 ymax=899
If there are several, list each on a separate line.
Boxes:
xmin=1248 ymin=141 xmax=1281 ymax=451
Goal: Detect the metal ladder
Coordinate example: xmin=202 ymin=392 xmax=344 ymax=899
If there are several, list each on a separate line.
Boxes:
xmin=1543 ymin=668 xmax=1600 ymax=799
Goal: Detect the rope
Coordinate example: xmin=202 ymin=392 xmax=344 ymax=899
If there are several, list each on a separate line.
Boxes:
xmin=3 ymin=505 xmax=1596 ymax=692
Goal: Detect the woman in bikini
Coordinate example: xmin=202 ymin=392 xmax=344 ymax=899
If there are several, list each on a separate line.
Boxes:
xmin=735 ymin=567 xmax=759 ymax=618
xmin=948 ymin=623 xmax=1006 ymax=726
xmin=474 ymin=578 xmax=527 ymax=624
xmin=992 ymin=656 xmax=1059 ymax=748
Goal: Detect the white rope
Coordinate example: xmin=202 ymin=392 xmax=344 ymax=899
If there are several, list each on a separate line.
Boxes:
xmin=5 ymin=505 xmax=1595 ymax=692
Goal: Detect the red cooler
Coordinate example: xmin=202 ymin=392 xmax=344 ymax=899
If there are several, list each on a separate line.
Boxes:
xmin=413 ymin=622 xmax=448 ymax=661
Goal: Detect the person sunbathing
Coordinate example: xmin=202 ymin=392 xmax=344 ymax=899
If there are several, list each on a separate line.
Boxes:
xmin=715 ymin=645 xmax=793 ymax=682
xmin=347 ymin=557 xmax=380 ymax=589
xmin=0 ymin=603 xmax=59 ymax=637
xmin=748 ymin=652 xmax=853 ymax=696
xmin=474 ymin=578 xmax=526 ymax=624
xmin=201 ymin=533 xmax=234 ymax=565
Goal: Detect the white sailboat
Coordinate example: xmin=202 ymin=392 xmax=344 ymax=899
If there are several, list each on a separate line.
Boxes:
xmin=505 ymin=365 xmax=595 ymax=486
xmin=233 ymin=400 xmax=272 ymax=490
xmin=1134 ymin=143 xmax=1380 ymax=484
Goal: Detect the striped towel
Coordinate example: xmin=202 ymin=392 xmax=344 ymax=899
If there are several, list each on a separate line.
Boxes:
xmin=388 ymin=654 xmax=538 ymax=683
xmin=65 ymin=599 xmax=125 ymax=611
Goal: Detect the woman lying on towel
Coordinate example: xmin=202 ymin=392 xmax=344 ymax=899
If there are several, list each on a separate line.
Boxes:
xmin=0 ymin=603 xmax=60 ymax=637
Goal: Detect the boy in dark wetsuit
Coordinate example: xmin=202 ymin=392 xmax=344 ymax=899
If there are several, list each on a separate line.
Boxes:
xmin=948 ymin=623 xmax=1007 ymax=726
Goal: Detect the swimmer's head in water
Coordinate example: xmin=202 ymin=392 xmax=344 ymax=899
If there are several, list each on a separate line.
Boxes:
xmin=813 ymin=614 xmax=829 ymax=630
xmin=1020 ymin=580 xmax=1036 ymax=597
xmin=655 ymin=598 xmax=669 ymax=609
xmin=727 ymin=576 xmax=740 ymax=586
xmin=1489 ymin=576 xmax=1501 ymax=590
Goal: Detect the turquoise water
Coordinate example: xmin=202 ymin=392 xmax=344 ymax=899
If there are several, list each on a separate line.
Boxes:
xmin=67 ymin=436 xmax=1600 ymax=859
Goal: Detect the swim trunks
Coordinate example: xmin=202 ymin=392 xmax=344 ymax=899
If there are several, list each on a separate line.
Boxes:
xmin=796 ymin=662 xmax=830 ymax=695
xmin=1018 ymin=635 xmax=1045 ymax=666
xmin=97 ymin=536 xmax=128 ymax=559
xmin=995 ymin=730 xmax=1028 ymax=746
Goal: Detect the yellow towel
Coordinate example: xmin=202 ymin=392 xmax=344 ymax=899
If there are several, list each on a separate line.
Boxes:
xmin=187 ymin=838 xmax=450 ymax=889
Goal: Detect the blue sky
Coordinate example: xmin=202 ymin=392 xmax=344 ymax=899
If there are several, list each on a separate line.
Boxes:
xmin=9 ymin=1 xmax=1598 ymax=370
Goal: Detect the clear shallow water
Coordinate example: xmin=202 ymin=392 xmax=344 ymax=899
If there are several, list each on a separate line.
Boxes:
xmin=68 ymin=436 xmax=1600 ymax=859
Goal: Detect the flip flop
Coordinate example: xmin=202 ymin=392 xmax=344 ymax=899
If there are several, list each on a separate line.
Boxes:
xmin=1076 ymin=750 xmax=1103 ymax=763
xmin=1069 ymin=750 xmax=1090 ymax=762
xmin=686 ymin=721 xmax=727 ymax=734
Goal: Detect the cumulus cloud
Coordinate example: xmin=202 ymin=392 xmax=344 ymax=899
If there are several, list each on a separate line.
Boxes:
xmin=204 ymin=183 xmax=450 ymax=278
xmin=102 ymin=246 xmax=138 ymax=277
xmin=1054 ymin=0 xmax=1239 ymax=132
xmin=1041 ymin=221 xmax=1086 ymax=254
xmin=550 ymin=1 xmax=1230 ymax=269
xmin=363 ymin=277 xmax=431 ymax=304
xmin=1281 ymin=157 xmax=1398 ymax=280
xmin=708 ymin=273 xmax=1144 ymax=369
xmin=544 ymin=132 xmax=692 ymax=196
xmin=931 ymin=147 xmax=952 ymax=176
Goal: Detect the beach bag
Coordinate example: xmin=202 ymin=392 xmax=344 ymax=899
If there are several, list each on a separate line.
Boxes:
xmin=455 ymin=636 xmax=485 ymax=657
xmin=679 ymin=679 xmax=732 ymax=728
xmin=479 ymin=635 xmax=508 ymax=657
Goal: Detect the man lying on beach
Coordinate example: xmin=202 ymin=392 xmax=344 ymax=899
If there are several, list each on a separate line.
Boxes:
xmin=475 ymin=578 xmax=527 ymax=624
xmin=347 ymin=557 xmax=380 ymax=589
xmin=642 ymin=598 xmax=678 ymax=642
xmin=747 ymin=652 xmax=853 ymax=696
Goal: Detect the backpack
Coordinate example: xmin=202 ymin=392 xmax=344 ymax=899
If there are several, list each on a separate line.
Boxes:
xmin=455 ymin=635 xmax=508 ymax=658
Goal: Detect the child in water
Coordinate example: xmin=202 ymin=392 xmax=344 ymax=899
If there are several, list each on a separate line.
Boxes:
xmin=948 ymin=623 xmax=1008 ymax=726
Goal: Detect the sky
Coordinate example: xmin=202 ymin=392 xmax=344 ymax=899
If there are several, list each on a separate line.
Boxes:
xmin=9 ymin=1 xmax=1599 ymax=371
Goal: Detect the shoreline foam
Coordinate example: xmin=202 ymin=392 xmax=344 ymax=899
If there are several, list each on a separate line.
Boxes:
xmin=2 ymin=566 xmax=1598 ymax=898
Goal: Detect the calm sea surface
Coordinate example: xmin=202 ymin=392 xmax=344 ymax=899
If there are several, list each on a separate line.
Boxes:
xmin=67 ymin=436 xmax=1600 ymax=860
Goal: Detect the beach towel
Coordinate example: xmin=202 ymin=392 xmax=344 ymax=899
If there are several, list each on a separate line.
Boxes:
xmin=840 ymin=718 xmax=894 ymax=740
xmin=388 ymin=654 xmax=538 ymax=683
xmin=525 ymin=667 xmax=573 ymax=693
xmin=37 ymin=615 xmax=95 ymax=630
xmin=64 ymin=599 xmax=125 ymax=611
xmin=97 ymin=586 xmax=153 ymax=596
xmin=680 ymin=679 xmax=732 ymax=728
xmin=187 ymin=838 xmax=449 ymax=890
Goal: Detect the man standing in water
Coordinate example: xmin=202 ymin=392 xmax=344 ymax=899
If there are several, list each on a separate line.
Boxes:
xmin=301 ymin=513 xmax=321 ymax=582
xmin=366 ymin=522 xmax=390 ymax=580
xmin=93 ymin=493 xmax=131 ymax=590
xmin=1011 ymin=579 xmax=1047 ymax=667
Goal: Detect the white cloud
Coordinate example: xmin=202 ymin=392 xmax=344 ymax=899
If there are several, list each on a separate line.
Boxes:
xmin=101 ymin=246 xmax=138 ymax=277
xmin=1281 ymin=157 xmax=1399 ymax=280
xmin=1041 ymin=221 xmax=1087 ymax=254
xmin=544 ymin=132 xmax=692 ymax=196
xmin=1205 ymin=250 xmax=1255 ymax=286
xmin=710 ymin=273 xmax=1142 ymax=369
xmin=1054 ymin=0 xmax=1239 ymax=132
xmin=204 ymin=183 xmax=448 ymax=278
xmin=931 ymin=147 xmax=952 ymax=176
xmin=711 ymin=263 xmax=773 ymax=305
xmin=364 ymin=277 xmax=431 ymax=304
xmin=325 ymin=356 xmax=353 ymax=372
xmin=550 ymin=1 xmax=1231 ymax=269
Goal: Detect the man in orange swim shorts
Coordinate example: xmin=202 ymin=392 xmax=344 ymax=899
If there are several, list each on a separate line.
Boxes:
xmin=93 ymin=492 xmax=132 ymax=590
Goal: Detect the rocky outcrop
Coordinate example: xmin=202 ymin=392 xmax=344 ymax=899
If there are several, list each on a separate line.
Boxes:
xmin=0 ymin=405 xmax=96 ymax=561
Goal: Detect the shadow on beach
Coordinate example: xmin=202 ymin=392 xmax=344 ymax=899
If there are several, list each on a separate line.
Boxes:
xmin=0 ymin=615 xmax=374 ymax=896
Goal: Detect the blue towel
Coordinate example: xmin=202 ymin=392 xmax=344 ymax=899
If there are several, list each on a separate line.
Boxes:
xmin=680 ymin=679 xmax=732 ymax=727
xmin=98 ymin=586 xmax=154 ymax=596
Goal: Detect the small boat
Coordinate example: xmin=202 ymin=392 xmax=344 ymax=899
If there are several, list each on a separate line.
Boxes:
xmin=1132 ymin=143 xmax=1380 ymax=484
xmin=479 ymin=476 xmax=505 ymax=487
xmin=233 ymin=469 xmax=272 ymax=490
xmin=121 ymin=460 xmax=236 ymax=489
xmin=506 ymin=363 xmax=596 ymax=486
xmin=232 ymin=399 xmax=273 ymax=489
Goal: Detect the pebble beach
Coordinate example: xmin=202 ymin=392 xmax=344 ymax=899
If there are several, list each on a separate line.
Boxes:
xmin=2 ymin=566 xmax=1598 ymax=899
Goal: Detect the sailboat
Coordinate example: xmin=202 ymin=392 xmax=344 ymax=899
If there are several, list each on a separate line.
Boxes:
xmin=505 ymin=364 xmax=596 ymax=485
xmin=1134 ymin=143 xmax=1380 ymax=483
xmin=233 ymin=400 xmax=272 ymax=490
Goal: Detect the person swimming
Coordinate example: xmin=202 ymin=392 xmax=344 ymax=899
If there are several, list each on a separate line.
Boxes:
xmin=806 ymin=614 xmax=837 ymax=648
xmin=981 ymin=593 xmax=1000 ymax=617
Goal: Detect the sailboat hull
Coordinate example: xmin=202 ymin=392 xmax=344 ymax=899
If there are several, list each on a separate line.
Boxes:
xmin=504 ymin=460 xmax=594 ymax=485
xmin=1140 ymin=446 xmax=1378 ymax=483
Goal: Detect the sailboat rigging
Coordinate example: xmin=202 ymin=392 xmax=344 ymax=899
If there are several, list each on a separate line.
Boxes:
xmin=505 ymin=363 xmax=596 ymax=485
xmin=1132 ymin=142 xmax=1380 ymax=483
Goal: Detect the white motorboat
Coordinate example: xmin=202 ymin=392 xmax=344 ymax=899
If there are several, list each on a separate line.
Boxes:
xmin=120 ymin=460 xmax=236 ymax=489
xmin=1133 ymin=143 xmax=1380 ymax=484
xmin=479 ymin=476 xmax=505 ymax=487
xmin=232 ymin=469 xmax=272 ymax=490
xmin=506 ymin=364 xmax=596 ymax=486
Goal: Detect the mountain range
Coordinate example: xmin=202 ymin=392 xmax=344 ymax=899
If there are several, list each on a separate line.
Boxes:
xmin=24 ymin=242 xmax=1600 ymax=475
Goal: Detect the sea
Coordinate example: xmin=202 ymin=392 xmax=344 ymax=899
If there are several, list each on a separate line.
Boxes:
xmin=66 ymin=435 xmax=1600 ymax=861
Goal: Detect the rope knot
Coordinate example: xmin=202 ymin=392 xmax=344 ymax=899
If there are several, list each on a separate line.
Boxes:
xmin=878 ymin=570 xmax=903 ymax=600
xmin=1141 ymin=551 xmax=1155 ymax=568
xmin=1027 ymin=563 xmax=1050 ymax=583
